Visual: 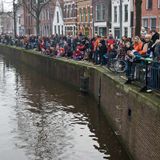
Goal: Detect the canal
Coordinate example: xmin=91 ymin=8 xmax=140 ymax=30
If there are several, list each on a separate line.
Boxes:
xmin=0 ymin=54 xmax=130 ymax=160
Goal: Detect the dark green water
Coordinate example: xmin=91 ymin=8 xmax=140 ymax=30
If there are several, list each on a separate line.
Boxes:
xmin=0 ymin=54 xmax=130 ymax=160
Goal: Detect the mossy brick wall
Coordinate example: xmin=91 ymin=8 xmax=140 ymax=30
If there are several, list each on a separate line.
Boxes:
xmin=0 ymin=45 xmax=160 ymax=160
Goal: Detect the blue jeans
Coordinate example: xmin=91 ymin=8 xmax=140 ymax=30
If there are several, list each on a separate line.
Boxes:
xmin=94 ymin=50 xmax=100 ymax=64
xmin=150 ymin=62 xmax=160 ymax=89
xmin=126 ymin=61 xmax=136 ymax=80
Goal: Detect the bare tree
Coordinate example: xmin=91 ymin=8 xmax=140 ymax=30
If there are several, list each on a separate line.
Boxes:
xmin=21 ymin=0 xmax=51 ymax=36
xmin=135 ymin=0 xmax=142 ymax=36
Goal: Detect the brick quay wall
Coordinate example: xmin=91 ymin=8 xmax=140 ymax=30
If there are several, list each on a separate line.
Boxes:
xmin=0 ymin=45 xmax=160 ymax=160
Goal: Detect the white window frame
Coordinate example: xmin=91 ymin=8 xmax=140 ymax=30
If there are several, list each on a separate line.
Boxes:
xmin=158 ymin=0 xmax=160 ymax=8
xmin=124 ymin=4 xmax=128 ymax=22
xmin=146 ymin=0 xmax=152 ymax=10
xmin=150 ymin=17 xmax=157 ymax=30
xmin=114 ymin=6 xmax=117 ymax=23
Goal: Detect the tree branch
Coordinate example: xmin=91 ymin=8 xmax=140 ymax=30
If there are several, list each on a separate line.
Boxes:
xmin=21 ymin=0 xmax=37 ymax=19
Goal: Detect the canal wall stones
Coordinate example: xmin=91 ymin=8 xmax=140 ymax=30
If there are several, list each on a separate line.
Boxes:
xmin=0 ymin=45 xmax=160 ymax=160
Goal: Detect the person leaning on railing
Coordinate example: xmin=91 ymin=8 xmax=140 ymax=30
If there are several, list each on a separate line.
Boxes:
xmin=153 ymin=39 xmax=160 ymax=62
xmin=124 ymin=35 xmax=152 ymax=84
xmin=149 ymin=38 xmax=160 ymax=90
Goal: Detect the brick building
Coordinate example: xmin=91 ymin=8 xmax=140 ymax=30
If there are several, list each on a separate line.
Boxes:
xmin=77 ymin=0 xmax=93 ymax=37
xmin=63 ymin=0 xmax=77 ymax=36
xmin=40 ymin=1 xmax=55 ymax=36
xmin=23 ymin=0 xmax=35 ymax=35
xmin=92 ymin=0 xmax=111 ymax=36
xmin=23 ymin=0 xmax=56 ymax=36
xmin=142 ymin=0 xmax=160 ymax=33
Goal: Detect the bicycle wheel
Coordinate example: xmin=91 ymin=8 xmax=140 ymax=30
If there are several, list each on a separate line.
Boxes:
xmin=114 ymin=60 xmax=127 ymax=73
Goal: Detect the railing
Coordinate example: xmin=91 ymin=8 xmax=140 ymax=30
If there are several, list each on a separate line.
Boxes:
xmin=134 ymin=61 xmax=160 ymax=92
xmin=1 ymin=38 xmax=160 ymax=92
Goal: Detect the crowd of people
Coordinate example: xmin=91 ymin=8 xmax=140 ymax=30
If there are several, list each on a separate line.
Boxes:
xmin=0 ymin=30 xmax=160 ymax=92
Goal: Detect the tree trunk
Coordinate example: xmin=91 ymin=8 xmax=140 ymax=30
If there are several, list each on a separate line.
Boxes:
xmin=135 ymin=0 xmax=142 ymax=36
xmin=36 ymin=17 xmax=40 ymax=36
xmin=13 ymin=0 xmax=17 ymax=38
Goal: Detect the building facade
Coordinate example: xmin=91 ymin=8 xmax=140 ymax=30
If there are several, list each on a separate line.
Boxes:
xmin=23 ymin=0 xmax=55 ymax=36
xmin=92 ymin=0 xmax=111 ymax=36
xmin=16 ymin=4 xmax=25 ymax=36
xmin=141 ymin=0 xmax=160 ymax=33
xmin=40 ymin=1 xmax=55 ymax=36
xmin=63 ymin=0 xmax=77 ymax=36
xmin=0 ymin=12 xmax=14 ymax=35
xmin=23 ymin=0 xmax=35 ymax=35
xmin=52 ymin=0 xmax=64 ymax=35
xmin=111 ymin=0 xmax=134 ymax=38
xmin=77 ymin=0 xmax=93 ymax=37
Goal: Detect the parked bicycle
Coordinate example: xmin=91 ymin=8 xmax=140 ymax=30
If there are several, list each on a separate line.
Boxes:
xmin=104 ymin=49 xmax=127 ymax=73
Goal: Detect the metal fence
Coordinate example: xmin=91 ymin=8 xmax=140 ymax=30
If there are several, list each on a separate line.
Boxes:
xmin=134 ymin=62 xmax=160 ymax=91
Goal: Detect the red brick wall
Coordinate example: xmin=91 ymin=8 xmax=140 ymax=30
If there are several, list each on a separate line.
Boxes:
xmin=142 ymin=0 xmax=160 ymax=32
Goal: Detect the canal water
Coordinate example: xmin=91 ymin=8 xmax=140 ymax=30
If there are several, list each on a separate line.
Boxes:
xmin=0 ymin=54 xmax=130 ymax=160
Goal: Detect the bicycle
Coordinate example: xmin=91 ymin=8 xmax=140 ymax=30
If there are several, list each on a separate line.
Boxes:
xmin=105 ymin=49 xmax=127 ymax=73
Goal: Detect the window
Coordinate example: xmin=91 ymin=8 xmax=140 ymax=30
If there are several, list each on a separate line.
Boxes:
xmin=158 ymin=0 xmax=160 ymax=8
xmin=79 ymin=8 xmax=82 ymax=22
xmin=124 ymin=5 xmax=128 ymax=22
xmin=150 ymin=18 xmax=156 ymax=30
xmin=66 ymin=6 xmax=68 ymax=18
xmin=114 ymin=28 xmax=120 ymax=39
xmin=57 ymin=11 xmax=59 ymax=23
xmin=83 ymin=8 xmax=86 ymax=22
xmin=142 ymin=18 xmax=148 ymax=31
xmin=124 ymin=27 xmax=128 ymax=37
xmin=72 ymin=4 xmax=75 ymax=17
xmin=96 ymin=4 xmax=105 ymax=21
xmin=96 ymin=5 xmax=101 ymax=21
xmin=99 ymin=27 xmax=106 ymax=36
xmin=69 ymin=5 xmax=72 ymax=17
xmin=48 ymin=10 xmax=50 ymax=20
xmin=54 ymin=26 xmax=57 ymax=34
xmin=74 ymin=26 xmax=76 ymax=35
xmin=114 ymin=6 xmax=117 ymax=23
xmin=45 ymin=10 xmax=47 ymax=20
xmin=65 ymin=26 xmax=66 ymax=34
xmin=58 ymin=25 xmax=60 ymax=35
xmin=146 ymin=0 xmax=152 ymax=9
xmin=94 ymin=26 xmax=98 ymax=34
xmin=64 ymin=6 xmax=67 ymax=18
xmin=62 ymin=26 xmax=63 ymax=35
xmin=102 ymin=5 xmax=105 ymax=21
xmin=68 ymin=5 xmax=71 ymax=17
xmin=88 ymin=7 xmax=90 ymax=23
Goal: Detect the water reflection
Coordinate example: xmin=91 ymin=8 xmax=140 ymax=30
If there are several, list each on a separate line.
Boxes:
xmin=0 ymin=55 xmax=130 ymax=160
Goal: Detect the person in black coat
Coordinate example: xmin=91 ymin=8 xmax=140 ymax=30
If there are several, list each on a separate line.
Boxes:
xmin=99 ymin=37 xmax=107 ymax=65
xmin=150 ymin=30 xmax=159 ymax=50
